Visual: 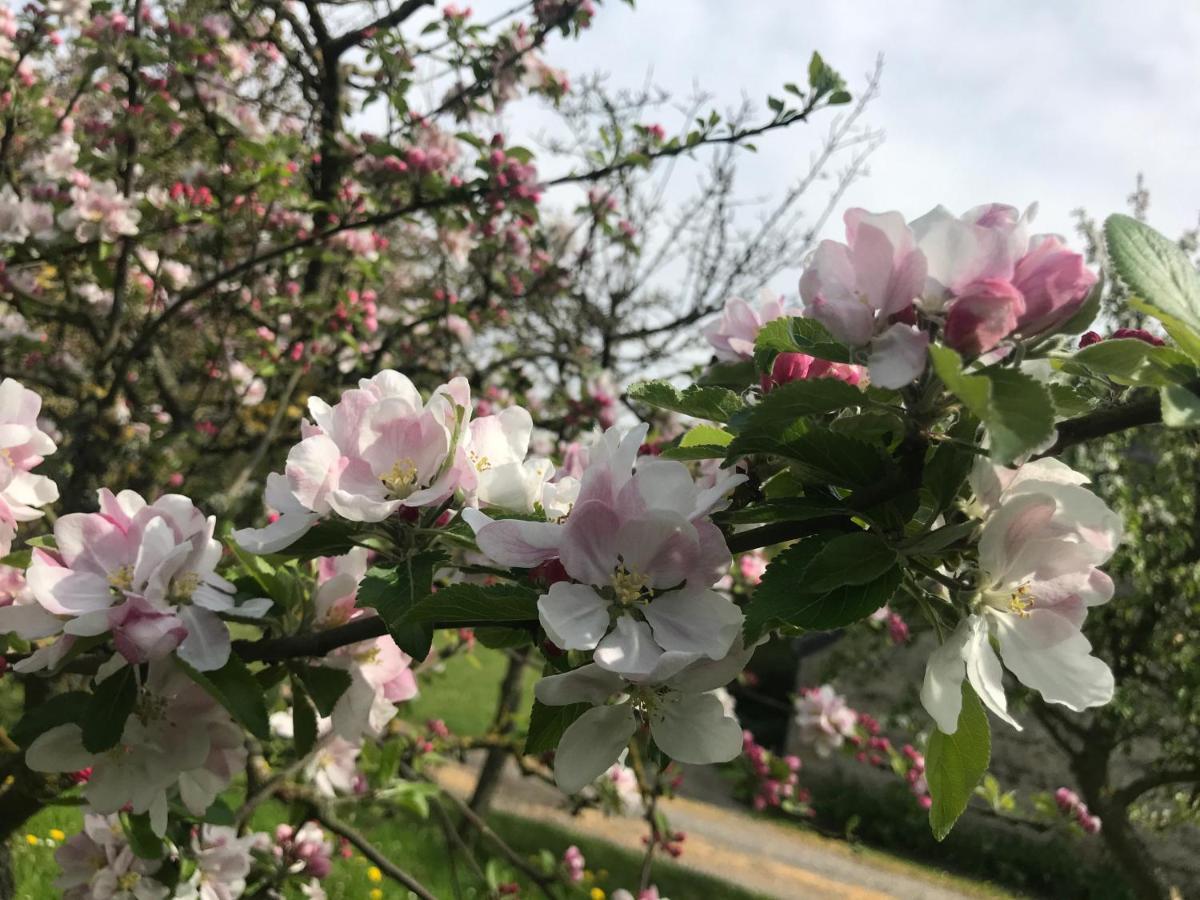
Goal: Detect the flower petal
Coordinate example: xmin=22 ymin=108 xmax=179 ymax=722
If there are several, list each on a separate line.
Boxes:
xmin=643 ymin=587 xmax=741 ymax=660
xmin=553 ymin=703 xmax=638 ymax=794
xmin=649 ymin=691 xmax=742 ymax=764
xmin=594 ymin=616 xmax=663 ymax=680
xmin=538 ymin=582 xmax=611 ymax=651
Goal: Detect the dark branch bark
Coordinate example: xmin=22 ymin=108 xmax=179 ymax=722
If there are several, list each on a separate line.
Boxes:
xmin=329 ymin=0 xmax=434 ymax=54
xmin=1040 ymin=389 xmax=1176 ymax=457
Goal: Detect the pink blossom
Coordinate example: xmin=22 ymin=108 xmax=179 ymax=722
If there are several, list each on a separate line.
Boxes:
xmin=760 ymin=352 xmax=863 ymax=392
xmin=943 ymin=278 xmax=1026 ymax=355
xmin=793 ymin=685 xmax=858 ymax=757
xmin=22 ymin=488 xmax=266 ymax=672
xmin=0 ymin=378 xmax=59 ymax=558
xmin=1013 ymin=235 xmax=1097 ymax=336
xmin=704 ymin=292 xmax=792 ymax=362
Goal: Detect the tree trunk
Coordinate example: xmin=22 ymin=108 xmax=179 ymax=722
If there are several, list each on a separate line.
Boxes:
xmin=1073 ymin=742 xmax=1167 ymax=900
xmin=468 ymin=648 xmax=530 ymax=816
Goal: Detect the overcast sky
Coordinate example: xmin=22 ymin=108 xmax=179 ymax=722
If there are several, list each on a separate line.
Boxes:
xmin=483 ymin=0 xmax=1200 ymax=252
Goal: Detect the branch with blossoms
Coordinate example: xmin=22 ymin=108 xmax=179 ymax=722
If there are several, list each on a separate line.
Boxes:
xmin=2 ymin=1 xmax=1200 ymax=896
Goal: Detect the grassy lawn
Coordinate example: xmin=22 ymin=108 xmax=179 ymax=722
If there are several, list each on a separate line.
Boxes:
xmin=12 ymin=800 xmax=769 ymax=900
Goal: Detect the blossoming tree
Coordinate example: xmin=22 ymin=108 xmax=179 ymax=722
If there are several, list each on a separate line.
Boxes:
xmin=1 ymin=0 xmax=1198 ymax=897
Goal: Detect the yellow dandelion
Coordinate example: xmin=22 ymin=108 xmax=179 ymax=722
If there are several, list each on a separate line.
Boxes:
xmin=24 ymin=834 xmax=38 ymax=846
xmin=48 ymin=829 xmax=66 ymax=841
xmin=590 ymin=888 xmax=606 ymax=900
xmin=369 ymin=891 xmax=383 ymax=900
xmin=367 ymin=866 xmax=383 ymax=883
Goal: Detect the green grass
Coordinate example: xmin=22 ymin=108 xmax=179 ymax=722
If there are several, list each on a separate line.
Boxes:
xmin=399 ymin=643 xmax=537 ymax=737
xmin=12 ymin=799 xmax=767 ymax=900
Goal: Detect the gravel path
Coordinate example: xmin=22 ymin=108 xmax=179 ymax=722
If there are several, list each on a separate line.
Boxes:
xmin=435 ymin=760 xmax=986 ymax=900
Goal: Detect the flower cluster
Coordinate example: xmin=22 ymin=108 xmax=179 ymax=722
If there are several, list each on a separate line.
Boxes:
xmin=785 ymin=204 xmax=1095 ymax=387
xmin=737 ymin=730 xmax=809 ymax=815
xmin=234 ymin=370 xmax=552 ymax=553
xmin=922 ymin=457 xmax=1122 ymax=733
xmin=1054 ymin=787 xmax=1102 ymax=834
xmin=792 ymin=684 xmax=859 ymax=757
xmin=15 ymin=489 xmax=266 ymax=673
xmin=29 ymin=660 xmax=247 ymax=835
xmin=0 ymin=377 xmax=59 ymax=558
xmin=466 ymin=423 xmax=750 ymax=790
xmin=54 ymin=814 xmax=172 ymax=900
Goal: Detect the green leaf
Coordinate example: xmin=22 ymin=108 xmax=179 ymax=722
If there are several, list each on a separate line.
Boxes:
xmin=406 ymin=582 xmax=540 ymax=626
xmin=123 ymin=812 xmax=165 ymax=860
xmin=782 ymin=429 xmax=892 ymax=489
xmin=682 ymin=424 xmax=733 ymax=448
xmin=923 ymin=414 xmax=980 ymax=514
xmin=800 ymin=532 xmax=898 ymax=593
xmin=753 ymin=317 xmax=852 ymax=373
xmin=1105 ymin=214 xmax=1200 ymax=360
xmin=699 ymin=360 xmax=757 ymax=389
xmin=725 ymin=378 xmax=862 ymax=459
xmin=714 ymin=496 xmax=847 ymax=525
xmin=626 ymin=381 xmax=744 ymax=423
xmin=1161 ymin=384 xmax=1200 ymax=427
xmin=179 ymin=655 xmax=270 ymax=740
xmin=929 ymin=346 xmax=1055 ymax=464
xmin=1047 ymin=384 xmax=1094 ymax=419
xmin=203 ymin=799 xmax=236 ymax=826
xmin=10 ymin=691 xmax=91 ymax=746
xmin=290 ymin=683 xmax=319 ymax=756
xmin=474 ymin=626 xmax=534 ymax=649
xmin=986 ymin=369 xmax=1057 ymax=460
xmin=743 ymin=535 xmax=901 ymax=640
xmin=525 ymin=699 xmax=588 ymax=754
xmin=356 ymin=551 xmax=445 ymax=660
xmin=660 ymin=424 xmax=734 ymax=460
xmin=1069 ymin=339 xmax=1195 ymax=387
xmin=82 ymin=666 xmax=138 ymax=753
xmin=926 ymin=682 xmax=991 ymax=841
xmin=293 ymin=665 xmax=353 ymax=717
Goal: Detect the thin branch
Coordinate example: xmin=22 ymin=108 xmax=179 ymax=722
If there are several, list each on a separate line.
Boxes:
xmin=306 ymin=799 xmax=438 ymax=900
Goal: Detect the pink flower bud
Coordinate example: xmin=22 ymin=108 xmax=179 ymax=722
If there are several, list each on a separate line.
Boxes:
xmin=1013 ymin=235 xmax=1097 ymax=336
xmin=943 ymin=278 xmax=1025 ymax=355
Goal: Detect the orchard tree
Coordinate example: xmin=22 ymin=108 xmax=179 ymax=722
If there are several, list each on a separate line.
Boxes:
xmin=2 ymin=1 xmax=1200 ymax=899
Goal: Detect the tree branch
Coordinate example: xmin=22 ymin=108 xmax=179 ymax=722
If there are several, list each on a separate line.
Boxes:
xmin=330 ymin=0 xmax=434 ymax=54
xmin=1040 ymin=387 xmax=1188 ymax=457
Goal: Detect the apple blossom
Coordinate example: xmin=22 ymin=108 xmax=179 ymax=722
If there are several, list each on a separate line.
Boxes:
xmin=28 ymin=661 xmax=248 ymax=834
xmin=177 ymin=825 xmax=265 ymax=900
xmin=0 ymin=377 xmax=60 ymax=558
xmin=465 ymin=424 xmax=745 ymax=680
xmin=59 ymin=180 xmax=142 ymax=243
xmin=760 ymin=352 xmax=863 ymax=392
xmin=535 ymin=639 xmax=754 ymax=792
xmin=922 ymin=458 xmax=1122 ymax=732
xmin=55 ymin=813 xmax=170 ymax=900
xmin=800 ymin=209 xmax=929 ymax=388
xmin=703 ymin=290 xmax=793 ymax=362
xmin=21 ymin=489 xmax=266 ymax=672
xmin=793 ymin=685 xmax=858 ymax=757
xmin=269 ymin=710 xmax=363 ymax=797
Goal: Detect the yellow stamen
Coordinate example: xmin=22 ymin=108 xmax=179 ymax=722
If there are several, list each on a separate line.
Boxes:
xmin=469 ymin=450 xmax=491 ymax=472
xmin=611 ymin=567 xmax=647 ymax=605
xmin=381 ymin=458 xmax=419 ymax=498
xmin=108 ymin=565 xmax=134 ymax=593
xmin=1007 ymin=583 xmax=1034 ymax=618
